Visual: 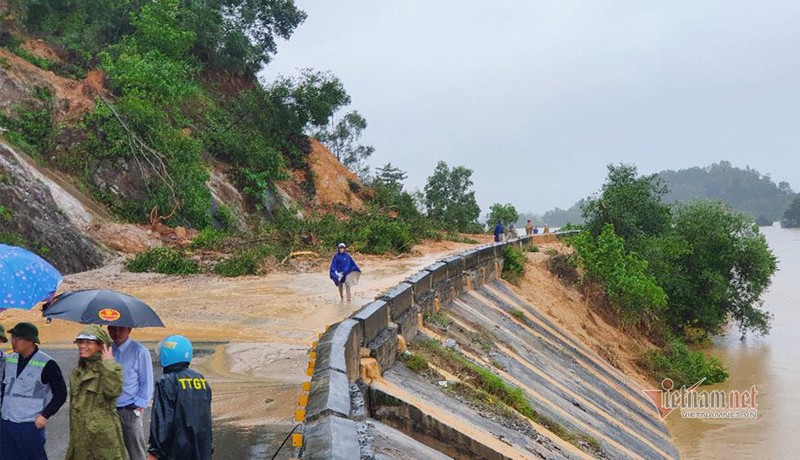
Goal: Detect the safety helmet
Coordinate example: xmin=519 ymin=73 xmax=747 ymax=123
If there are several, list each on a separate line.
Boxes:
xmin=157 ymin=335 xmax=193 ymax=367
xmin=338 ymin=242 xmax=346 ymax=248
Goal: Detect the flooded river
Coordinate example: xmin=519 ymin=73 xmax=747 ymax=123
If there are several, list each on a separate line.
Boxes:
xmin=668 ymin=225 xmax=800 ymax=459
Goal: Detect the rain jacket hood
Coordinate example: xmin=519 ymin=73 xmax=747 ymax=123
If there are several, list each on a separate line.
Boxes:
xmin=76 ymin=324 xmax=112 ymax=346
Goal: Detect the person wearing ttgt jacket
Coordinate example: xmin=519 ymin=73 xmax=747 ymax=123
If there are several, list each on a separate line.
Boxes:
xmin=147 ymin=335 xmax=212 ymax=460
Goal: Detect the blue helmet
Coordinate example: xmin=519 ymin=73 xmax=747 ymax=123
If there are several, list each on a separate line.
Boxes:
xmin=158 ymin=335 xmax=193 ymax=367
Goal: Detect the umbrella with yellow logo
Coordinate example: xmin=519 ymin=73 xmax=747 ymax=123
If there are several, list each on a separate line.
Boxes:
xmin=43 ymin=289 xmax=165 ymax=328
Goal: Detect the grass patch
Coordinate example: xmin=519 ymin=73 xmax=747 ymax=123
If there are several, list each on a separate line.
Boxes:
xmin=416 ymin=337 xmax=536 ymax=419
xmin=413 ymin=337 xmax=600 ymax=454
xmin=545 ymin=248 xmax=559 ymax=256
xmin=423 ymin=311 xmax=450 ymax=328
xmin=524 ymin=245 xmax=540 ymax=253
xmin=639 ymin=339 xmax=728 ymax=386
xmin=405 ymin=354 xmax=429 ymax=373
xmin=10 ymin=46 xmax=54 ymax=70
xmin=510 ymin=308 xmax=526 ymax=321
xmin=126 ymin=247 xmax=199 ymax=274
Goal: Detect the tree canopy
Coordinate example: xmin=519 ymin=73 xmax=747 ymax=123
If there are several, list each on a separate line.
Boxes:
xmin=486 ymin=203 xmax=519 ymax=229
xmin=781 ymin=195 xmax=800 ymax=228
xmin=315 ymin=110 xmax=374 ymax=178
xmin=572 ymin=164 xmax=777 ymax=338
xmin=582 ymin=163 xmax=672 ymax=252
xmin=423 ymin=161 xmax=481 ymax=232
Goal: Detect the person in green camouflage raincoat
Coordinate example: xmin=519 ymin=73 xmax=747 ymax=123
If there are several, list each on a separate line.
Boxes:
xmin=66 ymin=325 xmax=128 ymax=460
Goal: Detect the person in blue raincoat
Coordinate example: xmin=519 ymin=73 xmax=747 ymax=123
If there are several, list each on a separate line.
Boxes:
xmin=493 ymin=220 xmax=504 ymax=242
xmin=329 ymin=243 xmax=361 ymax=303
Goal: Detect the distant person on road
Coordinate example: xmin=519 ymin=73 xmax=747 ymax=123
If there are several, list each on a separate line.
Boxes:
xmin=506 ymin=222 xmax=517 ymax=240
xmin=110 ymin=326 xmax=154 ymax=460
xmin=148 ymin=335 xmax=212 ymax=460
xmin=525 ymin=220 xmax=533 ymax=236
xmin=1 ymin=322 xmax=67 ymax=460
xmin=329 ymin=243 xmax=361 ymax=303
xmin=493 ymin=220 xmax=504 ymax=242
xmin=66 ymin=325 xmax=127 ymax=460
xmin=533 ymin=226 xmax=539 ymax=234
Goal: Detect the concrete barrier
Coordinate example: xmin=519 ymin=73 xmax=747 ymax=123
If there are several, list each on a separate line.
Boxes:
xmin=302 ymin=415 xmax=361 ymax=460
xmin=352 ymin=300 xmax=389 ymax=346
xmin=300 ymin=238 xmax=525 ymax=458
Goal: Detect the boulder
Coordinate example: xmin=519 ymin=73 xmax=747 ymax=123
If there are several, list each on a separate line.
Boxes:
xmin=0 ymin=143 xmax=104 ymax=273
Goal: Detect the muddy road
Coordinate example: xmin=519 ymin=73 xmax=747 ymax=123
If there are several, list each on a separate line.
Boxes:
xmin=2 ymin=240 xmax=484 ymax=458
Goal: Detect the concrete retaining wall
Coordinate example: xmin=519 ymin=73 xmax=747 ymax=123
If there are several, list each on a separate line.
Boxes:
xmin=299 ymin=234 xmax=553 ymax=458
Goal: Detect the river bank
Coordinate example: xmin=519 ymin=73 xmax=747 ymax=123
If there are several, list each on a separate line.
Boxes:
xmin=667 ymin=225 xmax=800 ymax=459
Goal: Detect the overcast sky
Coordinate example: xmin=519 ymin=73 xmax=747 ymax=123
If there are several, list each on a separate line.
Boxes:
xmin=260 ymin=1 xmax=800 ymax=214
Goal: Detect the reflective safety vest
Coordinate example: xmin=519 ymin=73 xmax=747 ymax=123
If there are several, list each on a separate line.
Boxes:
xmin=1 ymin=350 xmax=54 ymax=423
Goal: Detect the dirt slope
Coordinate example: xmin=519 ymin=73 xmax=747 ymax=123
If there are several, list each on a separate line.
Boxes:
xmin=509 ymin=243 xmax=657 ymax=388
xmin=275 ymin=139 xmax=366 ymax=216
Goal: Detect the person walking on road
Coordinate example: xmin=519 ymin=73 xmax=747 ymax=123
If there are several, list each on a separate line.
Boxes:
xmin=110 ymin=326 xmax=154 ymax=460
xmin=329 ymin=243 xmax=361 ymax=303
xmin=148 ymin=335 xmax=212 ymax=460
xmin=1 ymin=322 xmax=67 ymax=460
xmin=507 ymin=222 xmax=517 ymax=240
xmin=66 ymin=325 xmax=127 ymax=460
xmin=493 ymin=220 xmax=504 ymax=242
xmin=525 ymin=219 xmax=533 ymax=236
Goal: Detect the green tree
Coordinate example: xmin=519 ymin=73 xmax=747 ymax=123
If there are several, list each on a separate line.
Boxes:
xmin=315 ymin=110 xmax=374 ymax=178
xmin=781 ymin=195 xmax=800 ymax=228
xmin=188 ymin=0 xmax=307 ymax=75
xmin=582 ymin=164 xmax=672 ymax=252
xmin=667 ymin=200 xmax=777 ymax=335
xmin=486 ymin=203 xmax=519 ymax=229
xmin=571 ymin=224 xmax=667 ymax=328
xmin=423 ymin=161 xmax=481 ymax=232
xmin=373 ymin=163 xmax=407 ymax=194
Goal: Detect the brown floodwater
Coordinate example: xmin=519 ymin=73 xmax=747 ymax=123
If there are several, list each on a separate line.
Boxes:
xmin=668 ymin=225 xmax=800 ymax=459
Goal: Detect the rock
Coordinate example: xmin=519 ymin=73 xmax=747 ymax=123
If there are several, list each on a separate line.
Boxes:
xmin=174 ymin=226 xmax=187 ymax=239
xmin=87 ymin=223 xmax=162 ymax=253
xmin=0 ymin=143 xmax=104 ymax=274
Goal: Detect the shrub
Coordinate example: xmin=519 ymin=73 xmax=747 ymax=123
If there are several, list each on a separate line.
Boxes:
xmin=639 ymin=340 xmax=728 ymax=386
xmin=510 ymin=308 xmax=526 ymax=321
xmin=548 ymin=253 xmax=580 ymax=285
xmin=126 ymin=247 xmax=199 ymax=274
xmin=524 ymin=245 xmax=540 ymax=253
xmin=0 ymin=86 xmax=54 ymax=156
xmin=190 ymin=228 xmax=227 ymax=250
xmin=212 ymin=244 xmax=287 ymax=277
xmin=501 ymin=246 xmax=525 ymax=284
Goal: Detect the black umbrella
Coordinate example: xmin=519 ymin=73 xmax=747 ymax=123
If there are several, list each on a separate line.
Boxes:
xmin=43 ymin=289 xmax=165 ymax=328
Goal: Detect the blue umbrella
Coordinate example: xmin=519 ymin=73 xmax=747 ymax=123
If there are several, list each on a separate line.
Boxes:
xmin=0 ymin=244 xmax=63 ymax=310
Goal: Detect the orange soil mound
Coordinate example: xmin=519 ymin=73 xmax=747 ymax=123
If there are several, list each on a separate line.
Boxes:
xmin=275 ymin=139 xmax=365 ymax=216
xmin=307 ymin=138 xmax=365 ymax=210
xmin=0 ymin=47 xmax=100 ymax=122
